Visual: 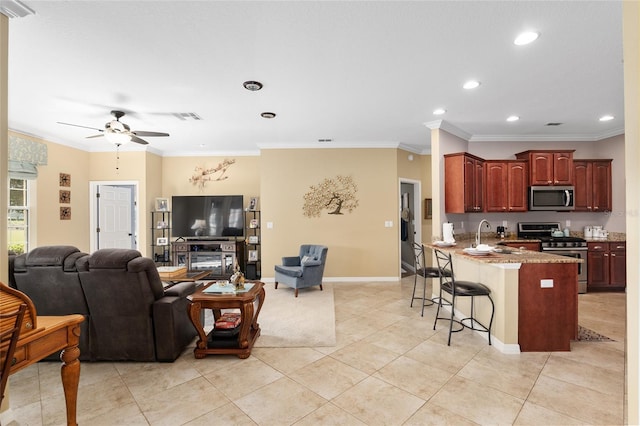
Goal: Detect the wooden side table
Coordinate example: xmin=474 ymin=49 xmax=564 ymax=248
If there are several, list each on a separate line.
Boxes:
xmin=187 ymin=281 xmax=265 ymax=359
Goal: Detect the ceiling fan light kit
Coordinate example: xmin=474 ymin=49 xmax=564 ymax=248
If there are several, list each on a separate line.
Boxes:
xmin=261 ymin=112 xmax=276 ymax=119
xmin=57 ymin=110 xmax=169 ymax=146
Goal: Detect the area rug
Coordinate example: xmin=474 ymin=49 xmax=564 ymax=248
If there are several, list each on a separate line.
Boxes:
xmin=254 ymin=282 xmax=336 ymax=347
xmin=577 ymin=325 xmax=615 ymax=342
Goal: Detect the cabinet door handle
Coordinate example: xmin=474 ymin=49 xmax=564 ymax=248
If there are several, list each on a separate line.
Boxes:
xmin=604 ymin=253 xmax=609 ymax=257
xmin=611 ymin=253 xmax=616 ymax=257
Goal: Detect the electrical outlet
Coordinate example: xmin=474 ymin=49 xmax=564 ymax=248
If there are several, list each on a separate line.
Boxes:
xmin=566 ymin=220 xmax=571 ymax=227
xmin=502 ymin=220 xmax=508 ymax=228
xmin=266 ymin=222 xmax=273 ymax=229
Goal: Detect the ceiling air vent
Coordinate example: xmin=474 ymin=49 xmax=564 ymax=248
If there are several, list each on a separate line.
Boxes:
xmin=318 ymin=138 xmax=333 ymax=143
xmin=172 ymin=112 xmax=202 ymax=121
xmin=545 ymin=122 xmax=563 ymax=126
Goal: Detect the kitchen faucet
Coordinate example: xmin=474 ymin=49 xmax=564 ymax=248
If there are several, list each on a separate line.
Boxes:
xmin=476 ymin=219 xmax=491 ymax=247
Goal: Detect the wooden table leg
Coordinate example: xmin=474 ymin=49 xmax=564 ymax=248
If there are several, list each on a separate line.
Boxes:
xmin=59 ymin=324 xmax=81 ymax=426
xmin=188 ymin=301 xmax=208 ymax=358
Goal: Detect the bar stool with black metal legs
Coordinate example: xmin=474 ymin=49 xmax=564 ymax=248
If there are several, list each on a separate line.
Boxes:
xmin=432 ymin=248 xmax=494 ymax=345
xmin=410 ymin=243 xmax=450 ymax=316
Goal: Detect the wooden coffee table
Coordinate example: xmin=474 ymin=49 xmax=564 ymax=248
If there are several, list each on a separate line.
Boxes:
xmin=187 ymin=280 xmax=265 ymax=359
xmin=158 ymin=270 xmax=211 ymax=288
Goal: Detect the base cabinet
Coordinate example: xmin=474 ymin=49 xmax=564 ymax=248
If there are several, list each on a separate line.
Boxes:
xmin=587 ymin=242 xmax=626 ymax=291
xmin=172 ymin=240 xmax=240 ymax=279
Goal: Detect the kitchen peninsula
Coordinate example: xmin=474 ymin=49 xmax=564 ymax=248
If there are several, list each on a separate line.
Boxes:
xmin=425 ymin=242 xmax=581 ymax=353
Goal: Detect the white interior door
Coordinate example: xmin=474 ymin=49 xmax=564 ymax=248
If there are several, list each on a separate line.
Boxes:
xmin=96 ymin=185 xmax=135 ymax=249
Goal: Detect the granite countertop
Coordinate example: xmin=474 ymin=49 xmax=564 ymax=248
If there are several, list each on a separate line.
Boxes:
xmin=425 ymin=241 xmax=582 ymax=265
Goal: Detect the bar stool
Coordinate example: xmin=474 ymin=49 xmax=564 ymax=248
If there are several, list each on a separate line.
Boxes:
xmin=410 ymin=243 xmax=450 ymax=317
xmin=432 ymin=248 xmax=494 ymax=345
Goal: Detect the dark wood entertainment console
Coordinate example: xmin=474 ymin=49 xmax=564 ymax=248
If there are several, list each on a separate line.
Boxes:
xmin=171 ymin=240 xmax=243 ymax=279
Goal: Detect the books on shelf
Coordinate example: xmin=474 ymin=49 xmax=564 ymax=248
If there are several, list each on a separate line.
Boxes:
xmin=215 ymin=312 xmax=241 ymax=329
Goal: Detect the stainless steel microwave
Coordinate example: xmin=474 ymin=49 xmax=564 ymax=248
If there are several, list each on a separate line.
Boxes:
xmin=529 ymin=186 xmax=575 ymax=211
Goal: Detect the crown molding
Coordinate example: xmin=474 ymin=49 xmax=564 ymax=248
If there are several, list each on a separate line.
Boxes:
xmin=469 ymin=127 xmax=625 ymax=142
xmin=423 ymin=120 xmax=472 ymax=141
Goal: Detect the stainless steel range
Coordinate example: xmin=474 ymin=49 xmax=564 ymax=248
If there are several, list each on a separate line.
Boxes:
xmin=517 ymin=222 xmax=588 ymax=293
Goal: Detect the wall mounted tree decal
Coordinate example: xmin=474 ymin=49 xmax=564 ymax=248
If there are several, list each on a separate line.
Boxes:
xmin=303 ymin=175 xmax=359 ymax=217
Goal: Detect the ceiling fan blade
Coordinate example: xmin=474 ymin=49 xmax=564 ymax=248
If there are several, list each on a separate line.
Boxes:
xmin=57 ymin=122 xmax=104 ymax=132
xmin=131 ymin=130 xmax=170 ymax=137
xmin=86 ymin=134 xmax=104 ymax=139
xmin=130 ymin=135 xmax=149 ymax=145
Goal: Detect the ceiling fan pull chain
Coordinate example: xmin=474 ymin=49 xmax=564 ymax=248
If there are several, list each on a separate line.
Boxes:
xmin=115 ymin=143 xmax=121 ymax=174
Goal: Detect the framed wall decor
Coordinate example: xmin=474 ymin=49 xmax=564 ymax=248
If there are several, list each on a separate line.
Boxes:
xmin=59 ymin=173 xmax=71 ymax=187
xmin=248 ymin=196 xmax=259 ymax=211
xmin=59 ymin=190 xmax=71 ymax=204
xmin=156 ymin=237 xmax=168 ymax=246
xmin=60 ymin=207 xmax=71 ymax=220
xmin=248 ymin=250 xmax=258 ymax=261
xmin=155 ymin=197 xmax=169 ymax=212
xmin=248 ymin=235 xmax=259 ymax=244
xmin=424 ymin=198 xmax=433 ymax=220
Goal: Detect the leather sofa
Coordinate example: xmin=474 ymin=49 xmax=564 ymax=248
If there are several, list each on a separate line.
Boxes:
xmin=11 ymin=246 xmax=197 ymax=362
xmin=11 ymin=246 xmax=92 ymax=361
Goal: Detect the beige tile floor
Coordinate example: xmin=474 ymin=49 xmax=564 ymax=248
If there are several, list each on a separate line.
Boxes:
xmin=5 ymin=277 xmax=626 ymax=425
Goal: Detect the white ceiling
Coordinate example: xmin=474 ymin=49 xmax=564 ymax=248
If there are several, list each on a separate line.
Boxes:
xmin=6 ymin=1 xmax=624 ymax=156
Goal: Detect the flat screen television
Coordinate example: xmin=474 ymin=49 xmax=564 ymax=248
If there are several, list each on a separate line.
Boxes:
xmin=172 ymin=195 xmax=244 ymax=239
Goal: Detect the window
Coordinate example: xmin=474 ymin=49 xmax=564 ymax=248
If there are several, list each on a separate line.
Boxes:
xmin=8 ymin=178 xmax=30 ymax=254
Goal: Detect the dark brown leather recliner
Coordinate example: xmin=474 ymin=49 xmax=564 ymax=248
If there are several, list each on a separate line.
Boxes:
xmin=11 ymin=245 xmax=92 ymax=360
xmin=76 ymin=248 xmax=197 ymax=362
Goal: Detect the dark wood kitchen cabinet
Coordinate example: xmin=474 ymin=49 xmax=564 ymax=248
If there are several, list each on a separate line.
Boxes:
xmin=573 ymin=159 xmax=612 ymax=212
xmin=444 ymin=152 xmax=484 ymax=213
xmin=515 ymin=150 xmax=574 ymax=186
xmin=587 ymin=241 xmax=626 ymax=291
xmin=484 ymin=160 xmax=528 ymax=212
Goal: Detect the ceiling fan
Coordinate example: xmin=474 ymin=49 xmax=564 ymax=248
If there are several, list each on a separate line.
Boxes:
xmin=57 ymin=110 xmax=169 ymax=145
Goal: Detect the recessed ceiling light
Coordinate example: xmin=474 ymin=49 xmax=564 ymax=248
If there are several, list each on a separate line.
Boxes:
xmin=463 ymin=80 xmax=480 ymax=90
xmin=243 ymin=81 xmax=263 ymax=91
xmin=433 ymin=108 xmax=446 ymax=115
xmin=261 ymin=112 xmax=276 ymax=119
xmin=506 ymin=115 xmax=520 ymax=122
xmin=599 ymin=115 xmax=614 ymax=121
xmin=514 ymin=31 xmax=540 ymax=46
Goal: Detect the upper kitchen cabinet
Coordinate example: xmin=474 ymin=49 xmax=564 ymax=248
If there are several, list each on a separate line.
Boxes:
xmin=445 ymin=152 xmax=484 ymax=213
xmin=574 ymin=160 xmax=612 ymax=212
xmin=484 ymin=160 xmax=528 ymax=212
xmin=515 ymin=150 xmax=574 ymax=186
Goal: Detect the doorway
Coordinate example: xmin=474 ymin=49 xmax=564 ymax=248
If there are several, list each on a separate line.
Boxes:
xmin=89 ymin=181 xmax=138 ymax=252
xmin=399 ymin=179 xmax=421 ymax=275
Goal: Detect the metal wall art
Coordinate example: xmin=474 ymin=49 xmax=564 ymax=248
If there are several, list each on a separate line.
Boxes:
xmin=303 ymin=175 xmax=359 ymax=217
xmin=189 ymin=159 xmax=236 ymax=189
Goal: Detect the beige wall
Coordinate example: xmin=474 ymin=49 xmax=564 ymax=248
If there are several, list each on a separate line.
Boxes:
xmin=624 ymin=1 xmax=640 ymax=423
xmin=161 ymin=155 xmax=260 ymax=199
xmin=260 ymin=148 xmax=400 ymax=279
xmin=396 ymin=150 xmax=433 ymax=244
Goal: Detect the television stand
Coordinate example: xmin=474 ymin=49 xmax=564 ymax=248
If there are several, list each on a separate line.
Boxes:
xmin=171 ymin=240 xmax=240 ymax=279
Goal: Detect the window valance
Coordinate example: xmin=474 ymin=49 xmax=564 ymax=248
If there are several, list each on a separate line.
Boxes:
xmin=8 ymin=135 xmax=48 ymax=179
